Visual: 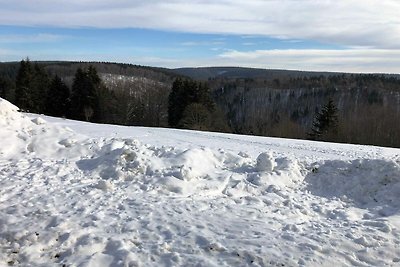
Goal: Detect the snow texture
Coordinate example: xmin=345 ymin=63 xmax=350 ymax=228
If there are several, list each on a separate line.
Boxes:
xmin=1 ymin=98 xmax=400 ymax=266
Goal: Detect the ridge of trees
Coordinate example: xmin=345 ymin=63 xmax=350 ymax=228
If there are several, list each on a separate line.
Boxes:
xmin=1 ymin=59 xmax=178 ymax=126
xmin=213 ymin=74 xmax=400 ymax=147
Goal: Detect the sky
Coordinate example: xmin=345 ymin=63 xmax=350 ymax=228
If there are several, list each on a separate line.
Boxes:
xmin=0 ymin=0 xmax=400 ymax=73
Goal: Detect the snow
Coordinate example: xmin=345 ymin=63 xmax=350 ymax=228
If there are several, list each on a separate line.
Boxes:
xmin=1 ymin=97 xmax=400 ymax=266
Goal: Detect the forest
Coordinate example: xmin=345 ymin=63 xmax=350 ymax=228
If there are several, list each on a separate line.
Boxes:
xmin=1 ymin=60 xmax=400 ymax=148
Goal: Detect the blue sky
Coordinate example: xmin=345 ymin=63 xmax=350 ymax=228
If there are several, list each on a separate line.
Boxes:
xmin=0 ymin=1 xmax=400 ymax=73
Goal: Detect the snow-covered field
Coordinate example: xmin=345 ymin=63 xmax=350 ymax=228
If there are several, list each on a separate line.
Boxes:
xmin=1 ymin=97 xmax=400 ymax=267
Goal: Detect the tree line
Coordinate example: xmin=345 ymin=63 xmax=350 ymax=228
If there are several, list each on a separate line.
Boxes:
xmin=12 ymin=59 xmax=108 ymax=122
xmin=1 ymin=59 xmax=229 ymax=132
xmin=2 ymin=59 xmax=400 ymax=148
xmin=212 ymin=74 xmax=400 ymax=147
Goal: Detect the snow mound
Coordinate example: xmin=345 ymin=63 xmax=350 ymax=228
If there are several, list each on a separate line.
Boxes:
xmin=0 ymin=98 xmax=28 ymax=128
xmin=77 ymin=139 xmax=233 ymax=196
xmin=0 ymin=98 xmax=88 ymax=160
xmin=77 ymin=140 xmax=304 ymax=197
xmin=0 ymin=98 xmax=304 ymax=198
xmin=0 ymin=98 xmax=19 ymax=115
xmin=305 ymin=159 xmax=400 ymax=213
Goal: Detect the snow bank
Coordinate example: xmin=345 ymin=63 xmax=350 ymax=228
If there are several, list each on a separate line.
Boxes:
xmin=75 ymin=136 xmax=304 ymax=197
xmin=0 ymin=98 xmax=88 ymax=160
xmin=0 ymin=98 xmax=19 ymax=117
xmin=306 ymin=159 xmax=400 ymax=213
xmin=1 ymin=97 xmax=398 ymax=203
xmin=0 ymin=97 xmax=303 ymax=197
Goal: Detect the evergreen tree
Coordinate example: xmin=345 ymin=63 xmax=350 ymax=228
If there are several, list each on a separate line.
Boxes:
xmin=308 ymin=99 xmax=339 ymax=141
xmin=15 ymin=59 xmax=50 ymax=113
xmin=69 ymin=66 xmax=100 ymax=122
xmin=15 ymin=59 xmax=34 ymax=111
xmin=196 ymin=82 xmax=215 ymax=111
xmin=0 ymin=77 xmax=15 ymax=102
xmin=45 ymin=75 xmax=70 ymax=117
xmin=31 ymin=63 xmax=50 ymax=113
xmin=0 ymin=78 xmax=6 ymax=99
xmin=96 ymin=84 xmax=118 ymax=124
xmin=168 ymin=78 xmax=185 ymax=127
xmin=168 ymin=78 xmax=216 ymax=128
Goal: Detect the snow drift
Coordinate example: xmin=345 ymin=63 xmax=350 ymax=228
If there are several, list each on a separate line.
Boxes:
xmin=0 ymin=98 xmax=89 ymax=160
xmin=306 ymin=159 xmax=400 ymax=214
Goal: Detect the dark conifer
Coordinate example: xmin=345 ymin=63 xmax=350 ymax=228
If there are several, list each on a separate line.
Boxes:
xmin=31 ymin=63 xmax=50 ymax=113
xmin=45 ymin=75 xmax=70 ymax=117
xmin=15 ymin=59 xmax=33 ymax=111
xmin=0 ymin=77 xmax=14 ymax=102
xmin=308 ymin=99 xmax=339 ymax=141
xmin=15 ymin=59 xmax=50 ymax=113
xmin=69 ymin=66 xmax=100 ymax=122
xmin=168 ymin=78 xmax=218 ymax=129
xmin=168 ymin=78 xmax=184 ymax=127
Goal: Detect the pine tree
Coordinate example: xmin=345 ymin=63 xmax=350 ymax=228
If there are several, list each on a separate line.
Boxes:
xmin=0 ymin=77 xmax=14 ymax=102
xmin=0 ymin=78 xmax=6 ymax=99
xmin=15 ymin=59 xmax=50 ymax=113
xmin=196 ymin=82 xmax=215 ymax=111
xmin=168 ymin=78 xmax=216 ymax=128
xmin=31 ymin=63 xmax=50 ymax=113
xmin=45 ymin=75 xmax=70 ymax=117
xmin=168 ymin=78 xmax=185 ymax=127
xmin=308 ymin=99 xmax=339 ymax=141
xmin=69 ymin=66 xmax=100 ymax=122
xmin=15 ymin=59 xmax=34 ymax=111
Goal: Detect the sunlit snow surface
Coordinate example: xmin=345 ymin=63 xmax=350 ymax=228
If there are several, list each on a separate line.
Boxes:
xmin=1 ymin=98 xmax=400 ymax=266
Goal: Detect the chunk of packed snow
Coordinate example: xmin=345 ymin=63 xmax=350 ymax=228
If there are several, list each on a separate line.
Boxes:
xmin=31 ymin=117 xmax=46 ymax=125
xmin=256 ymin=152 xmax=276 ymax=172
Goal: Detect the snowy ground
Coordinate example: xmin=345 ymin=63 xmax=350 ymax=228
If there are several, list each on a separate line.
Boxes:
xmin=1 ymin=98 xmax=400 ymax=267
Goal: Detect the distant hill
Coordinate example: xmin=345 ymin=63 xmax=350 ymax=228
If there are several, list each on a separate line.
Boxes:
xmin=0 ymin=61 xmax=179 ymax=84
xmin=172 ymin=66 xmax=400 ymax=81
xmin=172 ymin=67 xmax=344 ymax=80
xmin=2 ymin=62 xmax=398 ymax=83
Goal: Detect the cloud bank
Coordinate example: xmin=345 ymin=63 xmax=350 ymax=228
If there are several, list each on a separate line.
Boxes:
xmin=1 ymin=0 xmax=399 ymax=49
xmin=216 ymin=49 xmax=400 ymax=73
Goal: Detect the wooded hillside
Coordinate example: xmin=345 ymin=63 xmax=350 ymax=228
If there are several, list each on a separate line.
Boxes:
xmin=1 ymin=60 xmax=400 ymax=147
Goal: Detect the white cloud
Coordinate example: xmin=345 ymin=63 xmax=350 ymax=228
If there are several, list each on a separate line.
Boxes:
xmin=1 ymin=0 xmax=400 ymax=49
xmin=111 ymin=48 xmax=400 ymax=74
xmin=214 ymin=49 xmax=400 ymax=73
xmin=0 ymin=33 xmax=67 ymax=43
xmin=180 ymin=41 xmax=225 ymax=46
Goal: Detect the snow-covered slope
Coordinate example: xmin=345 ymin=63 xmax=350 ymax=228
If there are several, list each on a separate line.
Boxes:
xmin=1 ymin=98 xmax=400 ymax=266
